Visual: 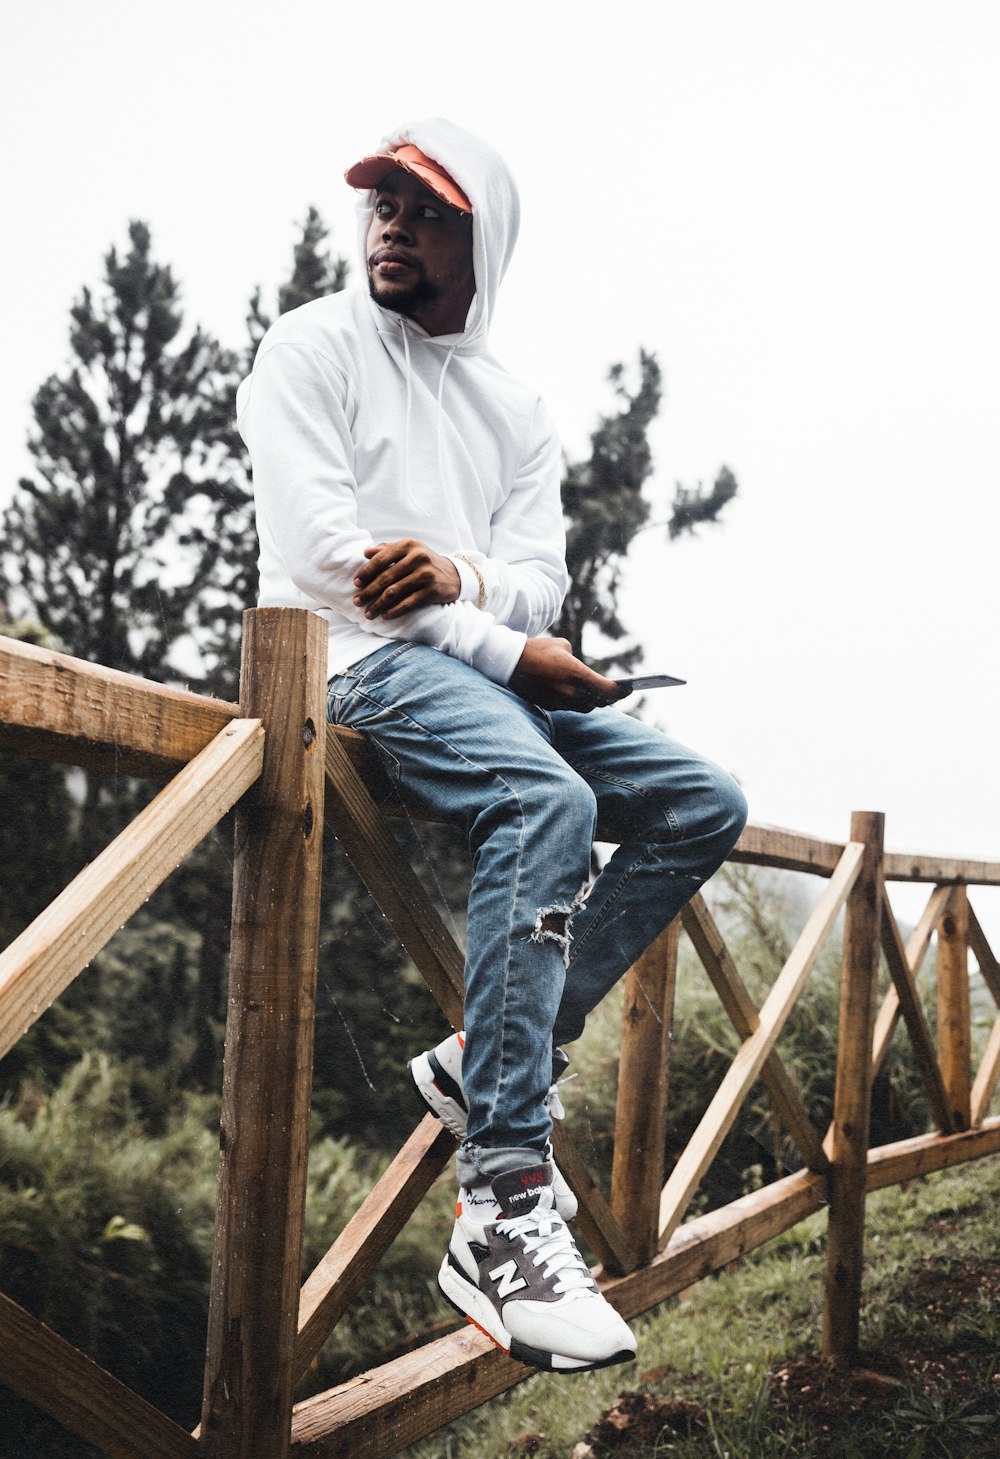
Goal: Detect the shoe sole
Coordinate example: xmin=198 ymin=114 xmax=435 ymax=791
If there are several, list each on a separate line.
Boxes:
xmin=438 ymin=1254 xmax=635 ymax=1373
xmin=409 ymin=1049 xmax=468 ymax=1139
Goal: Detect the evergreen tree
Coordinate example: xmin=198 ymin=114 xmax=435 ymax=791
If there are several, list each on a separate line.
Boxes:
xmin=246 ymin=205 xmax=350 ymax=359
xmin=556 ymin=350 xmax=737 ymax=672
xmin=0 ymin=221 xmax=239 ymax=687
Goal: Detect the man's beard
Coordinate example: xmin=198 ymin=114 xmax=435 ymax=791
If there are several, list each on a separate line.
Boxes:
xmin=367 ymin=270 xmax=441 ymax=317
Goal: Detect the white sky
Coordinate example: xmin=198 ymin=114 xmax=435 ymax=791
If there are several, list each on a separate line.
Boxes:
xmin=3 ymin=0 xmax=999 ymax=939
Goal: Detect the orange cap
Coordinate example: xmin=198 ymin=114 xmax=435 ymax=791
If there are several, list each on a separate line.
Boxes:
xmin=344 ymin=142 xmax=472 ymax=214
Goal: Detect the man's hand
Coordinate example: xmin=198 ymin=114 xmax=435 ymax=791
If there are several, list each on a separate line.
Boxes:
xmin=353 ymin=539 xmax=462 ymax=619
xmin=508 ymin=638 xmax=629 ymax=713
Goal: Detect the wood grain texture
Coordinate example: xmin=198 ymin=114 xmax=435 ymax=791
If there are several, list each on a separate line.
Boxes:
xmin=657 ymin=841 xmax=864 ymax=1248
xmin=294 ymin=1116 xmax=455 ymax=1383
xmin=0 ymin=1291 xmax=200 ymax=1459
xmin=937 ymin=885 xmax=972 ymax=1131
xmin=727 ymin=823 xmax=846 ymax=876
xmin=968 ymin=903 xmax=1000 ymax=1006
xmin=822 ymin=812 xmax=885 ymax=1365
xmin=681 ymin=895 xmax=828 ymax=1173
xmin=0 ymin=632 xmax=239 ymax=775
xmin=970 ymin=1012 xmax=1000 ymax=1127
xmin=873 ymin=888 xmax=953 ymax=1132
xmin=865 ymin=1117 xmax=1000 ymax=1189
xmin=200 ymin=609 xmax=327 ymax=1459
xmin=882 ymin=852 xmax=1000 ymax=886
xmin=0 ymin=717 xmax=264 ymax=1061
xmin=611 ymin=920 xmax=679 ymax=1263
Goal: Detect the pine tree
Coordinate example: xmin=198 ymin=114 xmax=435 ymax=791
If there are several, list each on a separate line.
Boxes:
xmin=556 ymin=350 xmax=737 ymax=673
xmin=246 ymin=205 xmax=350 ymax=358
xmin=1 ymin=221 xmax=239 ymax=686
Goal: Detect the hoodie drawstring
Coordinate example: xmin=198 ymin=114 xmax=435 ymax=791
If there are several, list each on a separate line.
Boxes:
xmin=436 ymin=344 xmax=458 ymax=510
xmin=400 ymin=317 xmax=414 ymax=508
xmin=396 ymin=323 xmax=460 ymax=527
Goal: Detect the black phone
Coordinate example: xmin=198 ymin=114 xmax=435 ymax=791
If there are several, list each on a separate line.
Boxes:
xmin=611 ymin=674 xmax=686 ymax=692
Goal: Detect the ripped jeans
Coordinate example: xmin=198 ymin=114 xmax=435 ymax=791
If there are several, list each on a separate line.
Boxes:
xmin=327 ymin=642 xmax=747 ymax=1187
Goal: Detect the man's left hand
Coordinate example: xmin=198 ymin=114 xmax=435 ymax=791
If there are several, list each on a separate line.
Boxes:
xmin=353 ymin=539 xmax=462 ymax=619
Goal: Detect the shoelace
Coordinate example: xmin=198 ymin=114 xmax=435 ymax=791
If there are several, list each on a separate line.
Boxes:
xmin=503 ymin=1189 xmax=595 ymax=1297
xmin=545 ymin=1070 xmax=577 ymax=1123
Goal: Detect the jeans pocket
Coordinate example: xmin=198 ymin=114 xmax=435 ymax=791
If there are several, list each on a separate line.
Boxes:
xmin=326 ymin=675 xmax=357 ymax=724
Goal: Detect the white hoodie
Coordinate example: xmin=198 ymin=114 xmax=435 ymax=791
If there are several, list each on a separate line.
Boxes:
xmin=236 ymin=117 xmax=569 ymax=683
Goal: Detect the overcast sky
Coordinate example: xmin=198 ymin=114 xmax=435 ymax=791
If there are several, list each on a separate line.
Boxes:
xmin=3 ymin=1 xmax=998 ymax=940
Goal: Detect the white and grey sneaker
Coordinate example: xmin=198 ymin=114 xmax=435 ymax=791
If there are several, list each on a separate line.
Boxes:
xmin=438 ymin=1166 xmax=636 ymax=1372
xmin=409 ymin=1031 xmax=578 ymax=1220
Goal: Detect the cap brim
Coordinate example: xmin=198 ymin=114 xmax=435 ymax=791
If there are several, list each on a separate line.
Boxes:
xmin=344 ymin=151 xmax=471 ymax=214
xmin=344 ymin=152 xmax=397 ymax=190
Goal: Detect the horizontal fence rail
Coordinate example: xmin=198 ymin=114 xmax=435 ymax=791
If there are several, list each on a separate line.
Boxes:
xmin=0 ymin=618 xmax=997 ymax=1459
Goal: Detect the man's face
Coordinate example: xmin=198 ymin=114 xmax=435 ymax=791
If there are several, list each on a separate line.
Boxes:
xmin=366 ymin=169 xmax=475 ymax=335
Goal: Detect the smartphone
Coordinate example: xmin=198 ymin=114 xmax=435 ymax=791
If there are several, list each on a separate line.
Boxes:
xmin=612 ymin=674 xmax=686 ymax=692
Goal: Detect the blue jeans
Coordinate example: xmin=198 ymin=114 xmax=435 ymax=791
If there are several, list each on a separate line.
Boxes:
xmin=328 ymin=642 xmax=747 ymax=1186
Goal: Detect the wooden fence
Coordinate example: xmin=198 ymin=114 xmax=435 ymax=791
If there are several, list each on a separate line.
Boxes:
xmin=1 ymin=608 xmax=998 ymax=1459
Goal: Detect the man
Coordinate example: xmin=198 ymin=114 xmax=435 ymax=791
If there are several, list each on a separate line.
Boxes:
xmin=237 ymin=117 xmax=747 ymax=1373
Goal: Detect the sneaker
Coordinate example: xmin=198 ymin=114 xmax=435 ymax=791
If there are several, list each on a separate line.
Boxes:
xmin=438 ymin=1166 xmax=636 ymax=1372
xmin=409 ymin=1031 xmax=578 ymax=1220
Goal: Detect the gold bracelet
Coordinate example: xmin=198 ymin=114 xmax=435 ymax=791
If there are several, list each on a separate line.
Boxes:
xmin=455 ymin=553 xmax=486 ymax=611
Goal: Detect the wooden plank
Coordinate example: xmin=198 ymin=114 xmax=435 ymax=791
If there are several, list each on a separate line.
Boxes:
xmin=611 ymin=920 xmax=679 ymax=1263
xmin=970 ymin=1012 xmax=1000 ymax=1127
xmin=681 ymin=895 xmax=829 ymax=1173
xmin=657 ymin=840 xmax=864 ymax=1248
xmin=0 ymin=717 xmax=264 ymax=1061
xmin=883 ymin=851 xmax=1000 ymax=886
xmin=870 ymin=886 xmax=950 ymax=1073
xmin=0 ymin=632 xmax=239 ymax=775
xmin=866 ymin=1115 xmax=1000 ymax=1189
xmin=288 ymin=1115 xmax=1000 ymax=1458
xmin=200 ymin=609 xmax=328 ymax=1459
xmin=0 ymin=1290 xmax=199 ymax=1459
xmin=727 ymin=822 xmax=845 ymax=877
xmin=937 ymin=886 xmax=972 ymax=1131
xmin=291 ymin=1326 xmax=526 ymax=1457
xmin=549 ymin=1122 xmax=639 ymax=1277
xmin=294 ymin=1116 xmax=455 ymax=1383
xmin=822 ymin=811 xmax=885 ymax=1366
xmin=289 ymin=1169 xmax=829 ymax=1458
xmin=873 ymin=889 xmax=953 ymax=1133
xmin=967 ymin=903 xmax=1000 ymax=1007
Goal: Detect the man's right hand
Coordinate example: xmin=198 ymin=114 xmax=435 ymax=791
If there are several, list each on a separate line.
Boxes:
xmin=508 ymin=638 xmax=628 ymax=713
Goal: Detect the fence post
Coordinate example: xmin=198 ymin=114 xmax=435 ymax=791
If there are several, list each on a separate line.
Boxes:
xmin=611 ymin=919 xmax=679 ymax=1263
xmin=937 ymin=885 xmax=971 ymax=1131
xmin=200 ymin=609 xmax=327 ymax=1459
xmin=822 ymin=810 xmax=884 ymax=1366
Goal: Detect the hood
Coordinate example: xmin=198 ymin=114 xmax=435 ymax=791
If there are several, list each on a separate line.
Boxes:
xmin=354 ymin=116 xmax=520 ymax=355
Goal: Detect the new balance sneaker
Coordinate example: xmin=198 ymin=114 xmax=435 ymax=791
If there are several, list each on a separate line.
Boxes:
xmin=438 ymin=1166 xmax=636 ymax=1372
xmin=409 ymin=1031 xmax=578 ymax=1220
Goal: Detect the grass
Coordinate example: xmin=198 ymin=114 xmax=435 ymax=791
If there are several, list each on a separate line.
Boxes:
xmin=403 ymin=1153 xmax=1000 ymax=1459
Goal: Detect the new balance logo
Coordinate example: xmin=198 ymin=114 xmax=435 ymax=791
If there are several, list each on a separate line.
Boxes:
xmin=488 ymin=1259 xmax=529 ymax=1299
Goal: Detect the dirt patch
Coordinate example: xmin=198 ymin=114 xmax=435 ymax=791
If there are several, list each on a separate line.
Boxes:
xmin=768 ymin=1257 xmax=1000 ymax=1454
xmin=907 ymin=1254 xmax=1000 ymax=1322
xmin=771 ymin=1351 xmax=909 ymax=1423
xmin=581 ymin=1390 xmax=707 ymax=1453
